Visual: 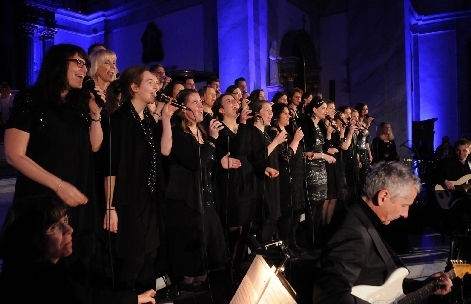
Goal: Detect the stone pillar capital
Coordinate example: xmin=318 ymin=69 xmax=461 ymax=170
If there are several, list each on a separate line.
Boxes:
xmin=22 ymin=23 xmax=37 ymax=36
xmin=39 ymin=27 xmax=57 ymax=41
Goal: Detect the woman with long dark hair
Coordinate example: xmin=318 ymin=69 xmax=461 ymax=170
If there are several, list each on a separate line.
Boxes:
xmin=249 ymin=101 xmax=287 ymax=244
xmin=301 ymin=99 xmax=336 ymax=247
xmin=4 ymin=43 xmax=103 ymax=268
xmin=270 ymin=103 xmax=305 ymax=253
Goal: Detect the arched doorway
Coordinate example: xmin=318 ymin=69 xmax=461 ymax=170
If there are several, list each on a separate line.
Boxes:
xmin=279 ymin=30 xmax=322 ymax=93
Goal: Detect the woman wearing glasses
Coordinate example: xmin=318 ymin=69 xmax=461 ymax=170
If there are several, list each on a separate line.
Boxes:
xmin=4 ymin=44 xmax=104 ymax=267
xmin=0 ymin=196 xmax=157 ymax=303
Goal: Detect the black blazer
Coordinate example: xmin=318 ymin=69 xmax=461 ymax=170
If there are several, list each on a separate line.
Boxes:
xmin=313 ymin=201 xmax=396 ymax=304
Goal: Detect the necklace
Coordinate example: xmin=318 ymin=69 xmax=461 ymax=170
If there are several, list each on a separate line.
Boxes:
xmin=129 ymin=102 xmax=157 ymax=193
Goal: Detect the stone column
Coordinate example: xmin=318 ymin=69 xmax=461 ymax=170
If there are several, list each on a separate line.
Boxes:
xmin=217 ymin=0 xmax=268 ymax=91
xmin=22 ymin=23 xmax=37 ymax=87
xmin=39 ymin=27 xmax=57 ymax=53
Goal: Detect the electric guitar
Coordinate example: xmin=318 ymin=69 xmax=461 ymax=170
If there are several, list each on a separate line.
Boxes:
xmin=351 ymin=261 xmax=471 ymax=304
xmin=435 ymin=174 xmax=471 ymax=209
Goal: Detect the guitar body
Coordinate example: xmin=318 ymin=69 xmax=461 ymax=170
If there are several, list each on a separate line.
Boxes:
xmin=351 ymin=267 xmax=409 ymax=304
xmin=435 ymin=174 xmax=471 ymax=209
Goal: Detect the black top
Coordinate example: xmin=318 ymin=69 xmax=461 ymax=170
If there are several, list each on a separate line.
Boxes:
xmin=313 ymin=200 xmax=397 ymax=303
xmin=6 ymin=89 xmax=97 ymax=236
xmin=271 ymin=130 xmax=305 ymax=211
xmin=104 ymin=101 xmax=160 ymax=257
xmin=433 ymin=156 xmax=471 ymax=185
xmin=371 ymin=137 xmax=399 ymax=162
xmin=164 ymin=126 xmax=218 ymax=214
xmin=215 ymin=123 xmax=256 ymax=226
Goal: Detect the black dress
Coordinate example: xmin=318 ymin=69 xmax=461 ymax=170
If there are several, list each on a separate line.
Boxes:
xmin=6 ymin=89 xmax=97 ymax=260
xmin=164 ymin=127 xmax=228 ymax=277
xmin=252 ymin=126 xmax=281 ymax=222
xmin=215 ymin=123 xmax=256 ymax=227
xmin=273 ymin=131 xmax=305 ymax=212
xmin=104 ymin=101 xmax=159 ymax=259
xmin=319 ymin=123 xmax=343 ymax=200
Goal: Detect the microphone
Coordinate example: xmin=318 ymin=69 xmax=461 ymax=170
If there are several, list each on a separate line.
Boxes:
xmin=155 ymin=91 xmax=190 ymax=110
xmin=365 ymin=114 xmax=376 ymax=124
xmin=83 ymin=76 xmax=105 ymax=107
xmin=400 ymin=140 xmax=409 ymax=148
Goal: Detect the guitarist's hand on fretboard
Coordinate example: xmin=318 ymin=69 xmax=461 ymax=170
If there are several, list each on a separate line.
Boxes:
xmin=431 ymin=272 xmax=453 ymax=296
xmin=444 ymin=180 xmax=455 ymax=191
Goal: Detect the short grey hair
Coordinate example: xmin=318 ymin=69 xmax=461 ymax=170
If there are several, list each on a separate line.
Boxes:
xmin=363 ymin=161 xmax=421 ymax=200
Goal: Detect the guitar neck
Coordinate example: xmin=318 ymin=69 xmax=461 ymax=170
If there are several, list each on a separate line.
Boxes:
xmin=399 ymin=269 xmax=455 ymax=304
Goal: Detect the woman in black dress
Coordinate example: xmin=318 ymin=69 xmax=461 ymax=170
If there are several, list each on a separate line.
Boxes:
xmin=319 ymin=100 xmax=342 ymax=226
xmin=270 ymin=103 xmax=305 ymax=252
xmin=4 ymin=43 xmax=103 ymax=266
xmin=211 ymin=93 xmax=254 ymax=275
xmin=301 ymin=99 xmax=336 ymax=247
xmin=161 ymin=89 xmax=236 ymax=289
xmin=249 ymin=101 xmax=287 ymax=243
xmin=371 ymin=122 xmax=400 ymax=163
xmin=103 ymin=66 xmax=160 ymax=291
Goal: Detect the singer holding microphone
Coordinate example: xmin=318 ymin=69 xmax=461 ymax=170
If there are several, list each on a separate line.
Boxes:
xmin=103 ymin=66 xmax=161 ymax=291
xmin=4 ymin=44 xmax=104 ymax=268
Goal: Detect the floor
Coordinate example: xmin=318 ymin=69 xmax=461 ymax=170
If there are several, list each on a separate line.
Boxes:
xmin=0 ymin=175 xmax=468 ymax=303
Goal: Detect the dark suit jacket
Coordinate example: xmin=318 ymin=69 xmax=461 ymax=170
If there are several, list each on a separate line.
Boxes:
xmin=313 ymin=200 xmax=397 ymax=303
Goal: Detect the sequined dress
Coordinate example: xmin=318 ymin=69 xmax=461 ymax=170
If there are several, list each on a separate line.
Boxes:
xmin=301 ymin=118 xmax=328 ymax=202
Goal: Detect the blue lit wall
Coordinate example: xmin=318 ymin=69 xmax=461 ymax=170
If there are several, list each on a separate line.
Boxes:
xmin=54 ymin=4 xmax=205 ymax=75
xmin=404 ymin=0 xmax=470 ymax=148
xmin=417 ymin=31 xmax=458 ymax=147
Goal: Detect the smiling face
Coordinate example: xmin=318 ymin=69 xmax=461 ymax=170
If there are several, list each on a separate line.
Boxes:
xmin=132 ymin=71 xmax=159 ymax=105
xmin=184 ymin=92 xmax=204 ymax=123
xmin=43 ymin=216 xmax=74 ymax=264
xmin=95 ymin=54 xmax=117 ymax=84
xmin=277 ymin=106 xmax=291 ymax=127
xmin=66 ymin=54 xmax=88 ymax=91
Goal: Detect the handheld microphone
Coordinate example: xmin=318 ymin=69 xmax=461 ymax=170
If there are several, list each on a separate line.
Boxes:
xmin=365 ymin=114 xmax=376 ymax=124
xmin=325 ymin=115 xmax=339 ymax=132
xmin=83 ymin=76 xmax=105 ymax=107
xmin=155 ymin=91 xmax=190 ymax=110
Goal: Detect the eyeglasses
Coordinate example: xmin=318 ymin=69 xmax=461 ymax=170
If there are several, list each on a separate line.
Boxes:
xmin=68 ymin=58 xmax=90 ymax=69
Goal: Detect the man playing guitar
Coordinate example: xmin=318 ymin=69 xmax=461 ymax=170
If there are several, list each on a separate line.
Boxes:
xmin=313 ymin=162 xmax=453 ymax=303
xmin=434 ymin=138 xmax=471 ymax=217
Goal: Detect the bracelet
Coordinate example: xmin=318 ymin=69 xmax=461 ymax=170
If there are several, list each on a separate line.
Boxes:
xmin=91 ymin=115 xmax=101 ymax=122
xmin=321 ymin=152 xmax=324 ymax=159
xmin=56 ymin=180 xmax=63 ymax=193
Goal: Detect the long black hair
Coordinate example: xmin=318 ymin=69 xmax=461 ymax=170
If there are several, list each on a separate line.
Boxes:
xmin=32 ymin=44 xmax=89 ymax=107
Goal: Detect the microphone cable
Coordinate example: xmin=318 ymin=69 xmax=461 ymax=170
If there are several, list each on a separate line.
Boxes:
xmin=193 ymin=111 xmax=214 ymax=303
